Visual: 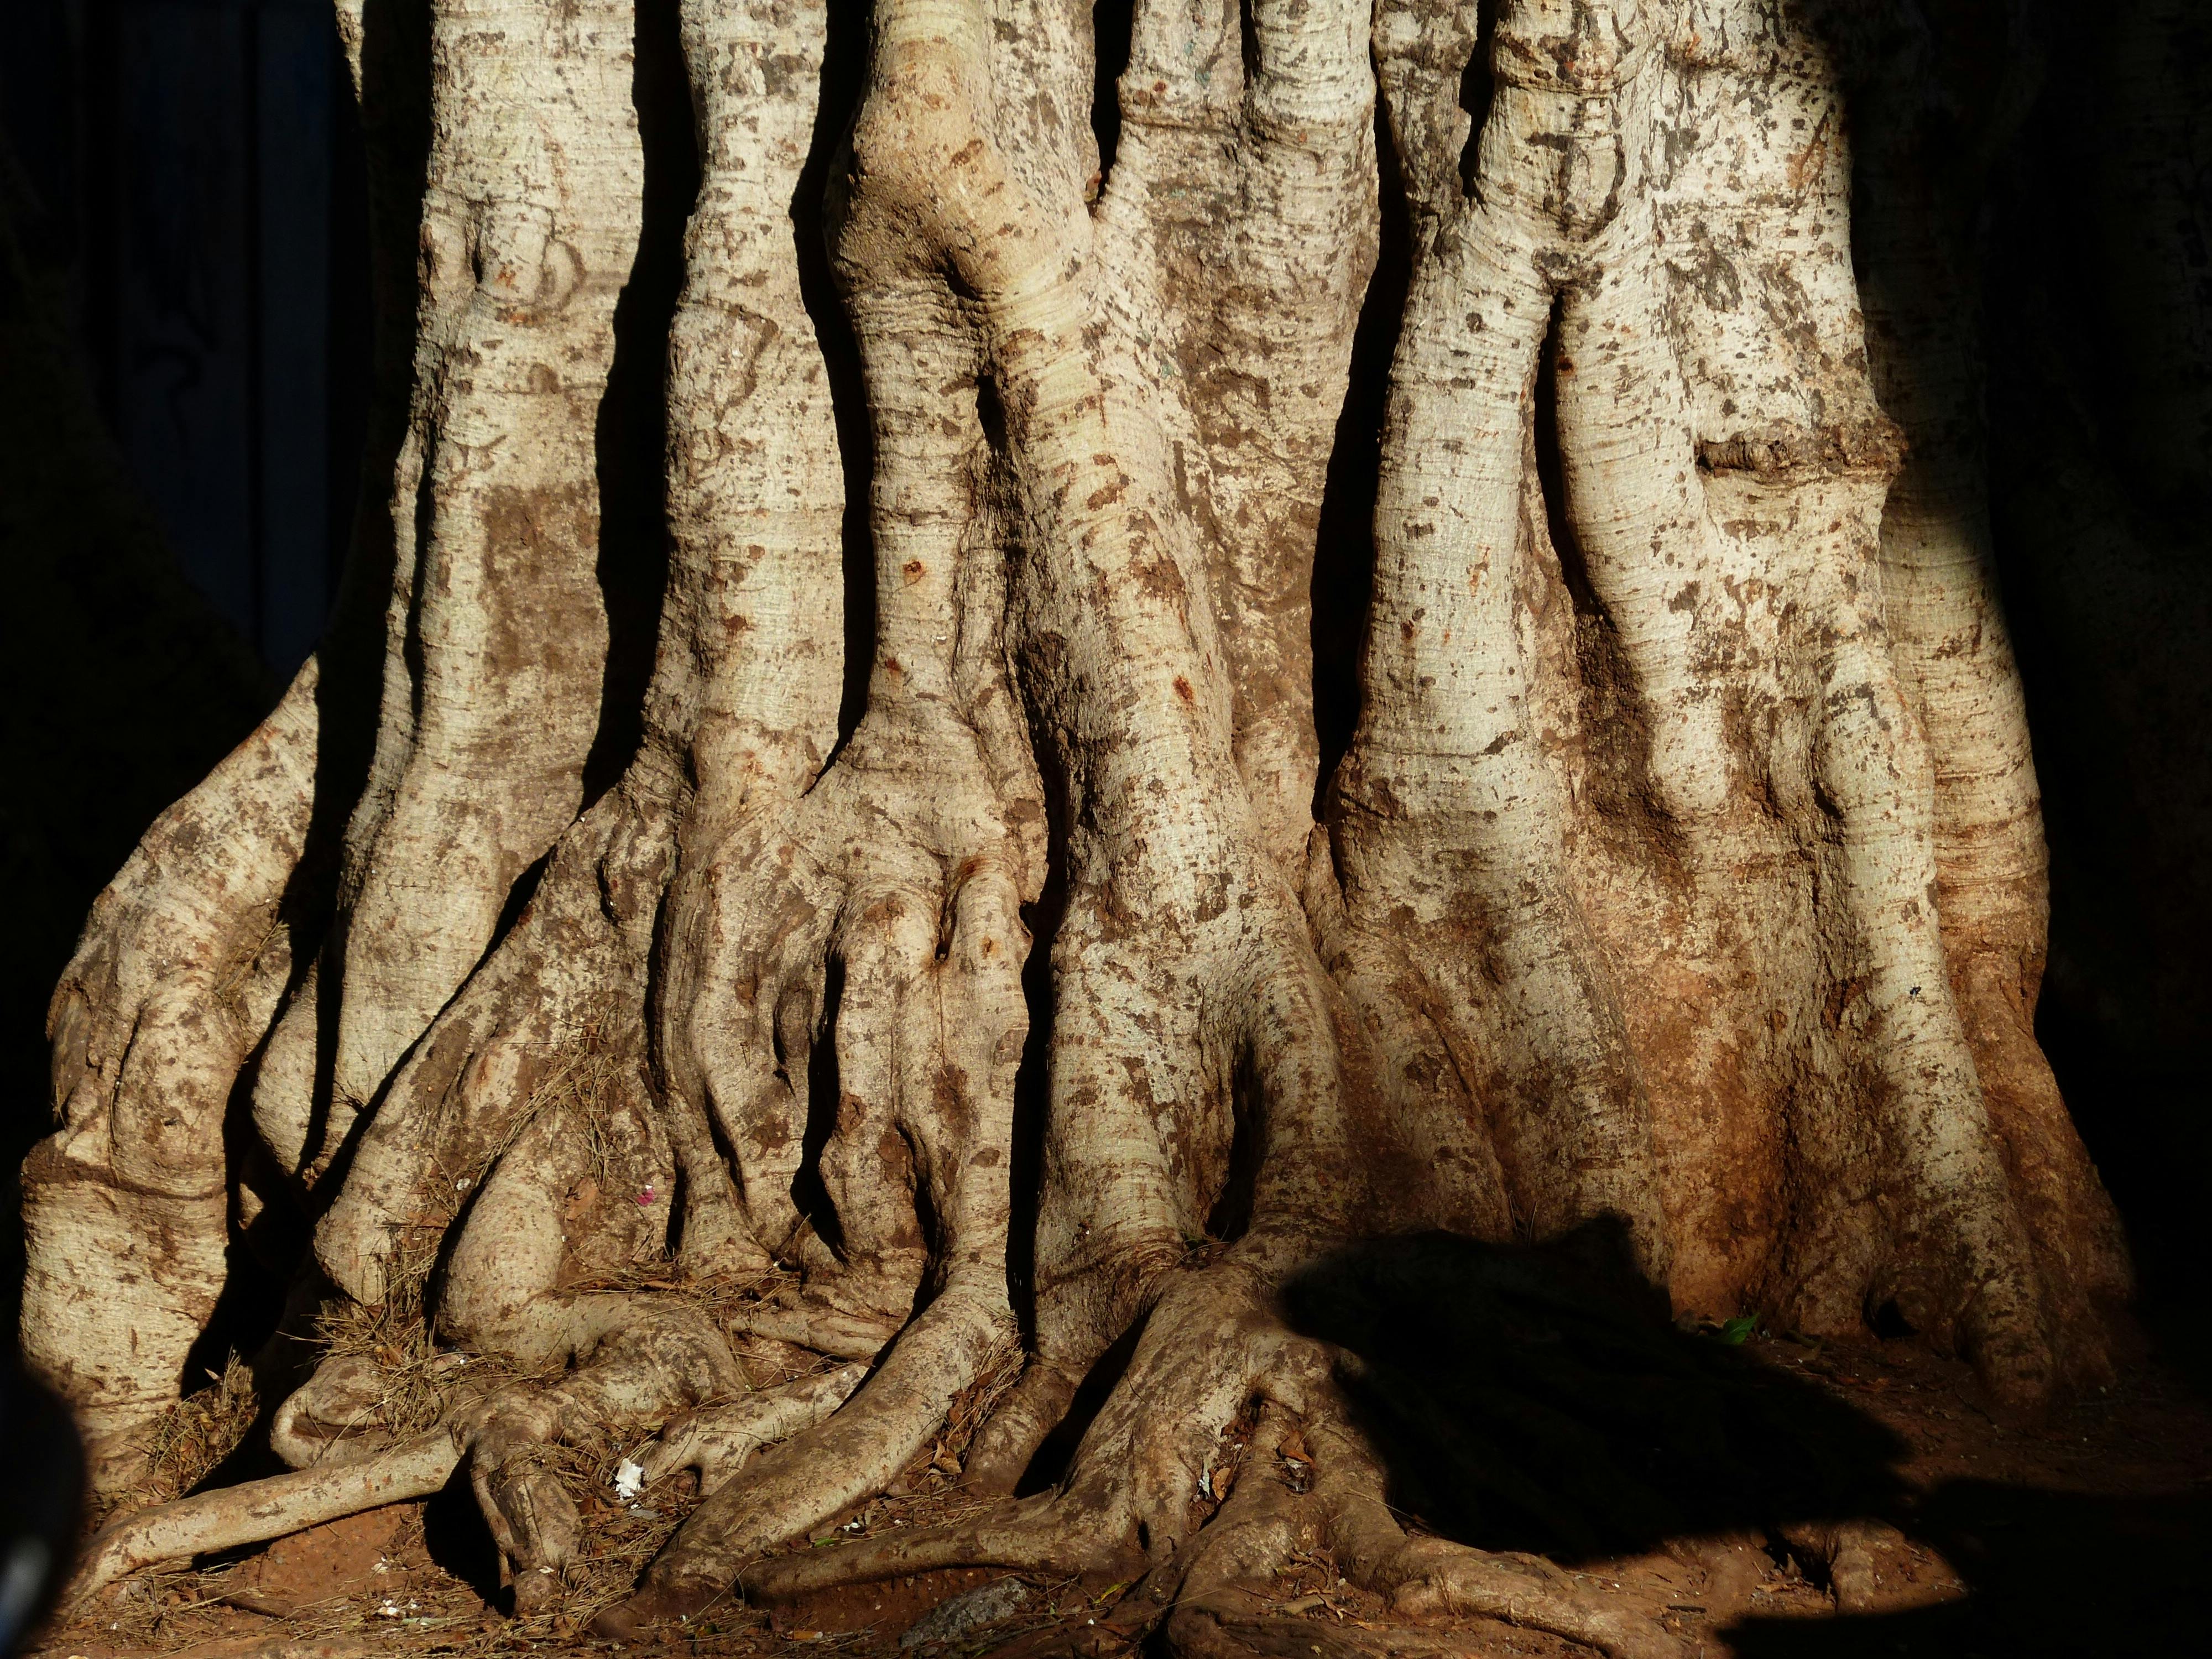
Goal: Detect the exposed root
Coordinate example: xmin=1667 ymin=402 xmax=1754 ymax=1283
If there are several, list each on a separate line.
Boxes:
xmin=697 ymin=1266 xmax=1334 ymax=1613
xmin=1157 ymin=1411 xmax=1674 ymax=1658
xmin=1307 ymin=1418 xmax=1676 ymax=1659
xmin=633 ymin=1295 xmax=1019 ymax=1614
xmin=963 ymin=1365 xmax=1083 ymax=1497
xmin=268 ymin=1352 xmax=466 ymax=1469
xmin=61 ymin=1431 xmax=460 ymax=1610
xmin=638 ymin=1363 xmax=867 ymax=1498
xmin=735 ymin=1373 xmax=1678 ymax=1659
xmin=716 ymin=1298 xmax=907 ymax=1364
xmin=685 ymin=1261 xmax=1311 ymax=1614
xmin=66 ymin=1280 xmax=853 ymax=1618
xmin=735 ymin=1491 xmax=1104 ymax=1606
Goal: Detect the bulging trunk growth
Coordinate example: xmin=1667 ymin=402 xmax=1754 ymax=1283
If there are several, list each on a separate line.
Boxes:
xmin=23 ymin=2 xmax=2126 ymax=1653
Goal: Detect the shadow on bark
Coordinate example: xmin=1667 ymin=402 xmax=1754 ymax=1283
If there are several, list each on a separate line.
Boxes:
xmin=800 ymin=0 xmax=875 ymax=754
xmin=582 ymin=0 xmax=697 ymax=804
xmin=1308 ymin=92 xmax=1408 ymax=802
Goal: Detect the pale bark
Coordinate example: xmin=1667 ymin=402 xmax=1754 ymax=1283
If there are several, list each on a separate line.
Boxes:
xmin=22 ymin=0 xmax=2124 ymax=1648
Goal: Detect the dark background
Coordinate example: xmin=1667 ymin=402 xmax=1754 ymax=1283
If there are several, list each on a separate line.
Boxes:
xmin=2 ymin=0 xmax=368 ymax=674
xmin=0 ymin=0 xmax=2205 ymax=1357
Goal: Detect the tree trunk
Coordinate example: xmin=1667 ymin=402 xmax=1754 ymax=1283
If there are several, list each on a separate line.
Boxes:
xmin=22 ymin=1 xmax=2127 ymax=1651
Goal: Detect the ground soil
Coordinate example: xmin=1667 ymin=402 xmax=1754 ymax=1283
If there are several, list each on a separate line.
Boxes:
xmin=29 ymin=1323 xmax=2212 ymax=1659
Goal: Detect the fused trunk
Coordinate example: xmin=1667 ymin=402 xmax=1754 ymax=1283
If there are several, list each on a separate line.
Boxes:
xmin=24 ymin=2 xmax=2126 ymax=1652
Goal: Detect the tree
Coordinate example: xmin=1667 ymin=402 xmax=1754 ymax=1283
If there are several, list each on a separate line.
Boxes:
xmin=24 ymin=2 xmax=2130 ymax=1653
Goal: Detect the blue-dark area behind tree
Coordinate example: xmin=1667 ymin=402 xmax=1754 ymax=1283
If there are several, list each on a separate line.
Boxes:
xmin=0 ymin=0 xmax=372 ymax=1343
xmin=0 ymin=0 xmax=370 ymax=675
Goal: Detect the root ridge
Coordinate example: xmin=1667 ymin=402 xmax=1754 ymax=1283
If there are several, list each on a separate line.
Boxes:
xmin=61 ymin=1431 xmax=460 ymax=1610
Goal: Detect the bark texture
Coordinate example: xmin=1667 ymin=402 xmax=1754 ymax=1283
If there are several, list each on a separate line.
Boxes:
xmin=22 ymin=1 xmax=2127 ymax=1652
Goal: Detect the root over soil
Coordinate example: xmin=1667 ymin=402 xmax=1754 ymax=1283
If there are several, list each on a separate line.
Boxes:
xmin=30 ymin=1323 xmax=2212 ymax=1659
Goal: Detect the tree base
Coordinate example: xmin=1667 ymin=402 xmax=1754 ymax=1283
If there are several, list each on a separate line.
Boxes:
xmin=34 ymin=1310 xmax=2210 ymax=1659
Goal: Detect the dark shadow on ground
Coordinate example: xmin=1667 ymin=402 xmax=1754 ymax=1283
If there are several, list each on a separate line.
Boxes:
xmin=1280 ymin=1227 xmax=2210 ymax=1655
xmin=1281 ymin=1225 xmax=1908 ymax=1560
xmin=1727 ymin=1480 xmax=2212 ymax=1657
xmin=419 ymin=1466 xmax=507 ymax=1614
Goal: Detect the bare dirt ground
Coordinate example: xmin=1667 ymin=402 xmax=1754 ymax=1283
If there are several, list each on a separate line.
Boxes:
xmin=29 ymin=1318 xmax=2212 ymax=1659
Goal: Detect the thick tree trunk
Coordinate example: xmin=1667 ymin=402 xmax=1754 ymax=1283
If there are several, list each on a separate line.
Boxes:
xmin=22 ymin=2 xmax=2126 ymax=1652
